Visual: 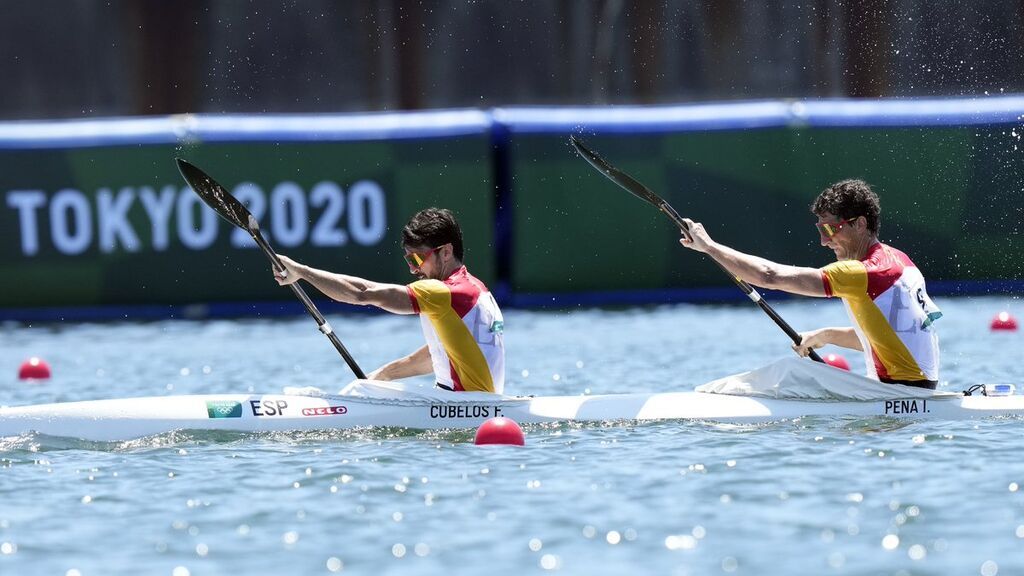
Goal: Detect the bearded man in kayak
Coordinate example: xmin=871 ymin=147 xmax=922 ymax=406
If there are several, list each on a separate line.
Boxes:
xmin=273 ymin=207 xmax=505 ymax=393
xmin=679 ymin=179 xmax=941 ymax=389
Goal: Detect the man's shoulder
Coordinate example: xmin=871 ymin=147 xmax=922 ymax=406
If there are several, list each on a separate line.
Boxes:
xmin=821 ymin=259 xmax=866 ymax=275
xmin=407 ymin=278 xmax=449 ymax=296
xmin=446 ymin=266 xmax=490 ymax=290
xmin=869 ymin=243 xmax=916 ymax=270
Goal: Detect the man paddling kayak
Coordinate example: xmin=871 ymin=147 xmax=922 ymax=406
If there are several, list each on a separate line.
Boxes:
xmin=273 ymin=207 xmax=505 ymax=393
xmin=679 ymin=179 xmax=941 ymax=389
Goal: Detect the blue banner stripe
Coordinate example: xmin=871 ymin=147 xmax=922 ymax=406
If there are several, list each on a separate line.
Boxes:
xmin=0 ymin=110 xmax=492 ymax=149
xmin=3 ymin=96 xmax=1023 ymax=149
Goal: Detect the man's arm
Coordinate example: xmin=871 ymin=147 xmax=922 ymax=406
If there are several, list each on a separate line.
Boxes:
xmin=679 ymin=218 xmax=826 ymax=297
xmin=793 ymin=327 xmax=863 ymax=356
xmin=274 ymin=255 xmax=414 ymax=314
xmin=367 ymin=345 xmax=433 ymax=381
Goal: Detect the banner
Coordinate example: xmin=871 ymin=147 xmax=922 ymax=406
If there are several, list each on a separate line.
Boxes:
xmin=3 ymin=99 xmax=1023 ymax=317
xmin=502 ymin=102 xmax=1024 ymax=298
xmin=0 ymin=135 xmax=495 ymax=308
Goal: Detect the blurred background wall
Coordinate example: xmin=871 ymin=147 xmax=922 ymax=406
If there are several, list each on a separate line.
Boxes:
xmin=3 ymin=1 xmax=1024 ymax=319
xmin=4 ymin=0 xmax=1024 ymax=120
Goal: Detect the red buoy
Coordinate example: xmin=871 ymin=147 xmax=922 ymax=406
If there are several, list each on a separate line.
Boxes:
xmin=474 ymin=417 xmax=525 ymax=446
xmin=990 ymin=311 xmax=1018 ymax=332
xmin=824 ymin=353 xmax=850 ymax=371
xmin=18 ymin=357 xmax=51 ymax=380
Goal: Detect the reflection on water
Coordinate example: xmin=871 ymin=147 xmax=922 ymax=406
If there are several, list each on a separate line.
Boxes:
xmin=1 ymin=296 xmax=1023 ymax=575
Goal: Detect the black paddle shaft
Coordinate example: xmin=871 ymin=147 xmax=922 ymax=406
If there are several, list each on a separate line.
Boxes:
xmin=569 ymin=136 xmax=824 ymax=364
xmin=175 ymin=158 xmax=367 ymax=379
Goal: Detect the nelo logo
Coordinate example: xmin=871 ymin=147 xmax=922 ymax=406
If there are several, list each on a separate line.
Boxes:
xmin=302 ymin=406 xmax=348 ymax=417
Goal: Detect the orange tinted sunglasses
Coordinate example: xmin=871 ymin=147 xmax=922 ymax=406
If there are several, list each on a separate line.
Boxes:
xmin=815 ymin=218 xmax=857 ymax=238
xmin=403 ymin=246 xmax=443 ymax=268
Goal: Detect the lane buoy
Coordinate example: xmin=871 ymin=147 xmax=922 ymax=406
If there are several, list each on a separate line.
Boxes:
xmin=18 ymin=357 xmax=52 ymax=380
xmin=474 ymin=417 xmax=525 ymax=446
xmin=990 ymin=311 xmax=1018 ymax=332
xmin=824 ymin=353 xmax=850 ymax=371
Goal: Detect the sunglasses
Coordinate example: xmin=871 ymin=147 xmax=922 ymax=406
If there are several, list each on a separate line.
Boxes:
xmin=403 ymin=245 xmax=445 ymax=268
xmin=815 ymin=218 xmax=857 ymax=238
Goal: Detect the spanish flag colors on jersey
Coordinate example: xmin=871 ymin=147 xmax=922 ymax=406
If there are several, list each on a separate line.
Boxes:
xmin=821 ymin=243 xmax=942 ymax=383
xmin=406 ymin=266 xmax=505 ymax=393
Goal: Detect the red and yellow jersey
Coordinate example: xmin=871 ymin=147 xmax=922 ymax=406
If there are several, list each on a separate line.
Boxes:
xmin=406 ymin=266 xmax=505 ymax=393
xmin=821 ymin=243 xmax=942 ymax=383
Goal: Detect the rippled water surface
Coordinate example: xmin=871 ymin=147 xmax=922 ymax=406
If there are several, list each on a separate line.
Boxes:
xmin=2 ymin=296 xmax=1023 ymax=575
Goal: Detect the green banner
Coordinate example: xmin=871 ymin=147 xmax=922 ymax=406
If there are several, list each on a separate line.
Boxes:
xmin=0 ymin=138 xmax=495 ymax=307
xmin=3 ymin=116 xmax=1022 ymax=312
xmin=510 ymin=127 xmax=1024 ymax=294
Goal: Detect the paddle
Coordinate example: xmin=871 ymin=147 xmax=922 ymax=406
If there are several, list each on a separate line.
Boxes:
xmin=568 ymin=135 xmax=824 ymax=364
xmin=175 ymin=158 xmax=368 ymax=379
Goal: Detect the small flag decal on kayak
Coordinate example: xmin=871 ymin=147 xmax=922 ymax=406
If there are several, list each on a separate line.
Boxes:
xmin=206 ymin=400 xmax=243 ymax=418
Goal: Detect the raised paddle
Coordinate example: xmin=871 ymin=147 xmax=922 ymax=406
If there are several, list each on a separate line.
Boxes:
xmin=175 ymin=158 xmax=368 ymax=379
xmin=569 ymin=135 xmax=824 ymax=364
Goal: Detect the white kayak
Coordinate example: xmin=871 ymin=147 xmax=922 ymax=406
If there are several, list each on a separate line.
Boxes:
xmin=1 ymin=358 xmax=1020 ymax=441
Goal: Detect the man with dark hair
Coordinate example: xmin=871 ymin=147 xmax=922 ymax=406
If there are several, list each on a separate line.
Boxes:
xmin=678 ymin=179 xmax=942 ymax=388
xmin=273 ymin=207 xmax=505 ymax=393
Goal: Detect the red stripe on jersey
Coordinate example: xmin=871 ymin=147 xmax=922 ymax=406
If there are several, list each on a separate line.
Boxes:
xmin=449 ymin=362 xmax=464 ymax=392
xmin=406 ymin=286 xmax=421 ymax=314
xmin=446 ymin=267 xmax=483 ymax=318
xmin=872 ymin=348 xmax=892 ymax=381
xmin=863 ymin=243 xmax=910 ymax=300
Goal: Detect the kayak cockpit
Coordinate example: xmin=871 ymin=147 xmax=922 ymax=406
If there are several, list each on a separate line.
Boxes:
xmin=696 ymin=358 xmax=961 ymax=402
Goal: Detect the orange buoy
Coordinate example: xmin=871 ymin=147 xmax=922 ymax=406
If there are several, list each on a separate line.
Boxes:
xmin=990 ymin=311 xmax=1018 ymax=332
xmin=18 ymin=357 xmax=51 ymax=380
xmin=824 ymin=353 xmax=850 ymax=371
xmin=474 ymin=417 xmax=525 ymax=446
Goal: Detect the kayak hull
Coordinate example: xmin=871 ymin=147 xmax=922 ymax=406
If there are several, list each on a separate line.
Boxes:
xmin=2 ymin=390 xmax=1023 ymax=442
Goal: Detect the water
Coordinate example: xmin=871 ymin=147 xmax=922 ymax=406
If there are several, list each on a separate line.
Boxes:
xmin=1 ymin=296 xmax=1022 ymax=575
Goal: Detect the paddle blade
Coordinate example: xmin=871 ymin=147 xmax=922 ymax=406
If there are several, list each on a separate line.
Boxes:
xmin=570 ymin=135 xmax=689 ymax=234
xmin=174 ymin=160 xmax=366 ymax=378
xmin=569 ymin=135 xmax=666 ymax=209
xmin=176 ymin=158 xmax=252 ymax=230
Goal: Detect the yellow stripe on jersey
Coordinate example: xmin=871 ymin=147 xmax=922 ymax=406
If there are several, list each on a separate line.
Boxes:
xmin=408 ymin=279 xmax=449 ymax=315
xmin=821 ymin=260 xmax=867 ymax=297
xmin=841 ymin=288 xmax=927 ymax=382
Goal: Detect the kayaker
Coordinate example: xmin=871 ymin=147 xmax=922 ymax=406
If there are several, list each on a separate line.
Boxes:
xmin=273 ymin=207 xmax=505 ymax=393
xmin=678 ymin=179 xmax=941 ymax=389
